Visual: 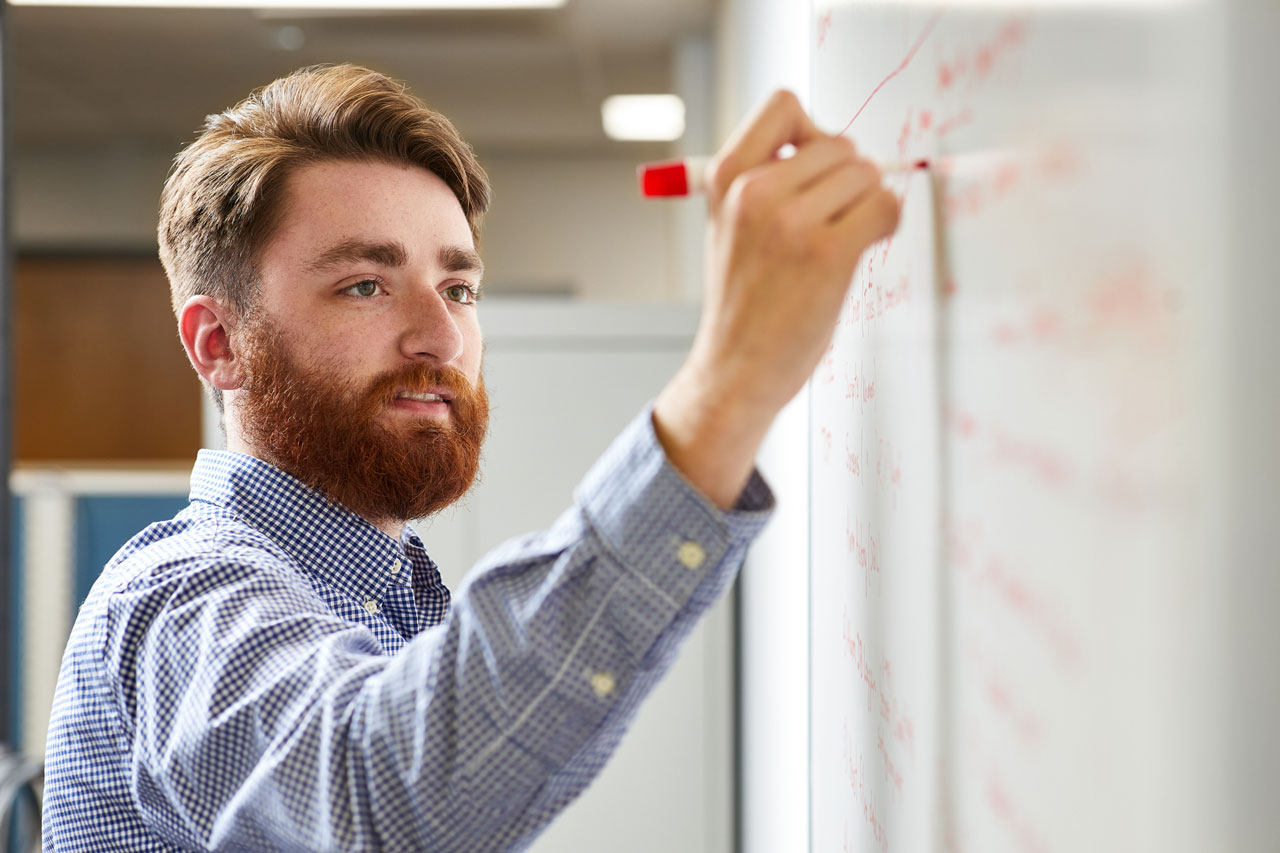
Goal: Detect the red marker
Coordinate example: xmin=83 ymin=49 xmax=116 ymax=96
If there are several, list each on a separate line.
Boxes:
xmin=639 ymin=155 xmax=931 ymax=197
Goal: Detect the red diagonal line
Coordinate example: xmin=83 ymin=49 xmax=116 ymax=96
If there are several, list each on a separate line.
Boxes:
xmin=839 ymin=9 xmax=944 ymax=136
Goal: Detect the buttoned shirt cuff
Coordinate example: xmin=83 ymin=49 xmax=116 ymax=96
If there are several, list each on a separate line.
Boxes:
xmin=574 ymin=403 xmax=775 ymax=610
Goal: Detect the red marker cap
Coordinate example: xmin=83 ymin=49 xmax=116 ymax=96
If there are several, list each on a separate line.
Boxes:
xmin=638 ymin=157 xmax=710 ymax=197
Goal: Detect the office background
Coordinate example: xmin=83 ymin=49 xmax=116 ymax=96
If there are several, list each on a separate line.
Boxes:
xmin=6 ymin=0 xmax=1280 ymax=852
xmin=5 ymin=0 xmax=747 ymax=850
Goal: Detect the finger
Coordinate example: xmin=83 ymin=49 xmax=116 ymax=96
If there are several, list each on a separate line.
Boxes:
xmin=754 ymin=138 xmax=870 ymax=209
xmin=825 ymin=185 xmax=902 ymax=267
xmin=794 ymin=157 xmax=884 ymax=227
xmin=709 ymin=90 xmax=823 ymax=198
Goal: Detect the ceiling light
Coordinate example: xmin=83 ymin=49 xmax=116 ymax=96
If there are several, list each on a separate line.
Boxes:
xmin=602 ymin=95 xmax=686 ymax=143
xmin=10 ymin=0 xmax=564 ymax=8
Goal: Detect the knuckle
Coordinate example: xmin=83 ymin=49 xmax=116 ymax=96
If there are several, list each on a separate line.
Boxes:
xmin=833 ymin=134 xmax=859 ymax=158
xmin=707 ymin=155 xmax=737 ymax=199
xmin=770 ymin=89 xmax=802 ymax=113
xmin=862 ymin=159 xmax=885 ymax=186
xmin=729 ymin=170 xmax=773 ymax=215
xmin=875 ymin=187 xmax=902 ymax=232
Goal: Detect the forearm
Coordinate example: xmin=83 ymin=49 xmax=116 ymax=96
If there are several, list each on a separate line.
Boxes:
xmin=652 ymin=358 xmax=776 ymax=511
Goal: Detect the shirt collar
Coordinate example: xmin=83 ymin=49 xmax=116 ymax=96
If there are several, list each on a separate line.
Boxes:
xmin=189 ymin=449 xmax=410 ymax=607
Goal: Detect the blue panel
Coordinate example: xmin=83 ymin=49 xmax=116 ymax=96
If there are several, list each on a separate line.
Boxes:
xmin=73 ymin=496 xmax=187 ymax=615
xmin=9 ymin=496 xmax=23 ymax=747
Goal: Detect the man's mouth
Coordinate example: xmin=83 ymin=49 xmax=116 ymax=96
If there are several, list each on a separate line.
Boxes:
xmin=390 ymin=388 xmax=455 ymax=416
xmin=395 ymin=391 xmax=449 ymax=403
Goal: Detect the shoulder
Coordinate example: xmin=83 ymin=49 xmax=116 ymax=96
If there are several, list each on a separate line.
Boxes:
xmin=102 ymin=503 xmax=303 ymax=598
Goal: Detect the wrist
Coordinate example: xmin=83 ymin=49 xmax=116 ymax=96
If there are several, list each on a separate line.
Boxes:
xmin=651 ymin=360 xmax=777 ymax=510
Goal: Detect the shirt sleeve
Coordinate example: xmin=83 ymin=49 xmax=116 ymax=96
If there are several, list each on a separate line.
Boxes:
xmin=115 ymin=405 xmax=774 ymax=852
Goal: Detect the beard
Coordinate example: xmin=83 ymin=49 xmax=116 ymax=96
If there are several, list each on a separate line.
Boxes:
xmin=234 ymin=318 xmax=489 ymax=526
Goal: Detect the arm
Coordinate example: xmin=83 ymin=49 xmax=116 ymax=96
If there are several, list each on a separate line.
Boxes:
xmin=118 ymin=90 xmax=895 ymax=851
xmin=654 ymin=90 xmax=900 ymax=508
xmin=118 ymin=411 xmax=771 ymax=852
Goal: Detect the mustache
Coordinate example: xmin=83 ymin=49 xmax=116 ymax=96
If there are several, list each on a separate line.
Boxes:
xmin=363 ymin=362 xmax=478 ymax=404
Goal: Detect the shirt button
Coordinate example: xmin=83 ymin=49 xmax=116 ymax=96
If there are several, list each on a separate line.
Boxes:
xmin=590 ymin=671 xmax=616 ymax=698
xmin=363 ymin=598 xmax=381 ymax=615
xmin=389 ymin=558 xmax=402 ymax=575
xmin=677 ymin=541 xmax=706 ymax=571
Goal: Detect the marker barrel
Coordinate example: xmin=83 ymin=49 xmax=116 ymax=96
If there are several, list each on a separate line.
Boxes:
xmin=639 ymin=155 xmax=928 ymax=198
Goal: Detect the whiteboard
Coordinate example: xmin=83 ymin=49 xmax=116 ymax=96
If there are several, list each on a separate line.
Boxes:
xmin=806 ymin=2 xmax=1228 ymax=852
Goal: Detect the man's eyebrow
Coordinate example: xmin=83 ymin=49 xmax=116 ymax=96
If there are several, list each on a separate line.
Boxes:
xmin=440 ymin=246 xmax=484 ymax=279
xmin=307 ymin=239 xmax=407 ymax=273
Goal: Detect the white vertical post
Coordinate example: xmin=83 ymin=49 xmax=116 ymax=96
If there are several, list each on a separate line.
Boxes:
xmin=19 ymin=482 xmax=74 ymax=761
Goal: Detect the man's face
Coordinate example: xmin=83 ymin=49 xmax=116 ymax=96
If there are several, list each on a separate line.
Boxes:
xmin=230 ymin=159 xmax=489 ymax=526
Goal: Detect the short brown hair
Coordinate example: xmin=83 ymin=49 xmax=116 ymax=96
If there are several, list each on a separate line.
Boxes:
xmin=158 ymin=64 xmax=491 ymax=406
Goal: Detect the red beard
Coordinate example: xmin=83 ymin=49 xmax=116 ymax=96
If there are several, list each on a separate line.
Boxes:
xmin=235 ymin=320 xmax=489 ymax=526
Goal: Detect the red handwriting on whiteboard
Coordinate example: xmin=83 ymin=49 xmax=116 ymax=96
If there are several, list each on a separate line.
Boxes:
xmin=936 ymin=18 xmax=1027 ymax=93
xmin=981 ymin=555 xmax=1080 ymax=670
xmin=840 ymin=9 xmax=944 ymax=134
xmin=934 ymin=107 xmax=974 ymax=139
xmin=876 ymin=433 xmax=904 ymax=502
xmin=817 ymin=10 xmax=833 ymax=48
xmin=844 ymin=722 xmax=890 ymax=853
xmin=946 ymin=405 xmax=1074 ymax=489
xmin=897 ymin=110 xmax=914 ymax=157
xmin=986 ymin=772 xmax=1049 ymax=853
xmin=842 ymin=616 xmax=879 ymax=698
xmin=843 ymin=613 xmax=918 ymax=774
xmin=843 ymin=361 xmax=878 ymax=414
xmin=990 ymin=304 xmax=1062 ymax=346
xmin=845 ymin=515 xmax=882 ymax=596
xmin=880 ymin=656 xmax=917 ymax=762
xmin=845 ymin=431 xmax=862 ymax=477
xmin=820 ymin=341 xmax=837 ymax=385
xmin=944 ymin=402 xmax=979 ymax=440
xmin=944 ymin=157 xmax=1022 ymax=220
xmin=989 ymin=426 xmax=1073 ymax=488
xmin=877 ymin=729 xmax=905 ymax=796
xmin=983 ymin=670 xmax=1043 ymax=744
xmin=1084 ymin=261 xmax=1176 ymax=352
xmin=950 ymin=525 xmax=1082 ymax=673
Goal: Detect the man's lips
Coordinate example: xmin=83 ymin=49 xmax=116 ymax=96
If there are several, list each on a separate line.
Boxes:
xmin=391 ymin=387 xmax=453 ymax=415
xmin=393 ymin=387 xmax=454 ymax=404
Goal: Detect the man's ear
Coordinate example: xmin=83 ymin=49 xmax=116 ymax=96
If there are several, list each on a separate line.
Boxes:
xmin=179 ymin=296 xmax=244 ymax=393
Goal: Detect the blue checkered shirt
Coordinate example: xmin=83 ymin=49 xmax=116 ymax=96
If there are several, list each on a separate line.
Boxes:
xmin=42 ymin=409 xmax=772 ymax=851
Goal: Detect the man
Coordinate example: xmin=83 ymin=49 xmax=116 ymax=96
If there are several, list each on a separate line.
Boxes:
xmin=42 ymin=65 xmax=898 ymax=851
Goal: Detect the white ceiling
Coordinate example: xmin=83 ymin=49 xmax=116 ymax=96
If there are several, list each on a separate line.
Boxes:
xmin=9 ymin=0 xmax=716 ymax=158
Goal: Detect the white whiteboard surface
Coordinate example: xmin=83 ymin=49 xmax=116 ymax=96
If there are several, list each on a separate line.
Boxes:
xmin=807 ymin=3 xmax=1231 ymax=852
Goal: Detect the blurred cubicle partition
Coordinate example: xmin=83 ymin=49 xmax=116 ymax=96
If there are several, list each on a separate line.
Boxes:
xmin=9 ymin=468 xmax=190 ymax=759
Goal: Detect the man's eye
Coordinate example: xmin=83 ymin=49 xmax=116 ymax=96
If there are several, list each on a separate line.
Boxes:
xmin=445 ymin=283 xmax=477 ymax=304
xmin=344 ymin=279 xmax=382 ymax=298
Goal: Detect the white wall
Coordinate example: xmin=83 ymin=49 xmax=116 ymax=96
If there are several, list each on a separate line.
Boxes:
xmin=13 ymin=146 xmax=174 ymax=252
xmin=479 ymin=156 xmax=680 ymax=300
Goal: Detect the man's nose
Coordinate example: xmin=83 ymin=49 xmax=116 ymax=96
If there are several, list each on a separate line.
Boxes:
xmin=400 ymin=286 xmax=464 ymax=365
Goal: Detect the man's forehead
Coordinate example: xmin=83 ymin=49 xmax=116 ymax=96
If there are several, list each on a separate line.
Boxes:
xmin=267 ymin=159 xmax=477 ymax=265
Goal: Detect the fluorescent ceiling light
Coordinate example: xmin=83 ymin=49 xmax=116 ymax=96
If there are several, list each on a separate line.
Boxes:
xmin=10 ymin=0 xmax=564 ymax=8
xmin=602 ymin=94 xmax=686 ymax=143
